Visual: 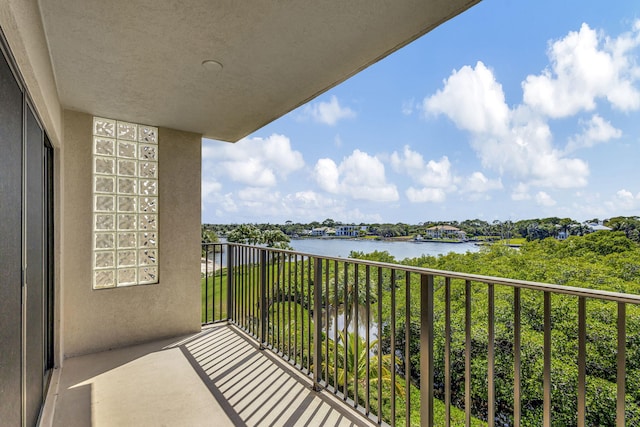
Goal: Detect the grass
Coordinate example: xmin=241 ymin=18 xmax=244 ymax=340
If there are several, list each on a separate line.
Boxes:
xmin=201 ymin=270 xmax=228 ymax=322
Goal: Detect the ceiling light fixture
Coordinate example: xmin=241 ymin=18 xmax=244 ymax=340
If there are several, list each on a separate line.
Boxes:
xmin=201 ymin=60 xmax=223 ymax=72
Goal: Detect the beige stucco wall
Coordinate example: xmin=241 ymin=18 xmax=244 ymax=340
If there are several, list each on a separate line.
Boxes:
xmin=61 ymin=110 xmax=202 ymax=357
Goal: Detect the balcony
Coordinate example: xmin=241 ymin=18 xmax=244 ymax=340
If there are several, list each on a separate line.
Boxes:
xmin=50 ymin=243 xmax=640 ymax=426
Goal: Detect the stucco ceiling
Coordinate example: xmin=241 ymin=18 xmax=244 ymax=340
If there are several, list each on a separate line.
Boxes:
xmin=39 ymin=0 xmax=479 ymax=142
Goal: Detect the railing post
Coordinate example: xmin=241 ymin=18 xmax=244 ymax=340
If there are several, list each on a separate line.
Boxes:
xmin=313 ymin=257 xmax=323 ymax=391
xmin=260 ymin=249 xmax=267 ymax=349
xmin=420 ymin=274 xmax=434 ymax=426
xmin=226 ymin=244 xmax=233 ymax=322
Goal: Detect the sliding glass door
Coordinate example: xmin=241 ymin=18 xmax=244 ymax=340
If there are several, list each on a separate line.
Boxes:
xmin=0 ymin=32 xmax=54 ymax=427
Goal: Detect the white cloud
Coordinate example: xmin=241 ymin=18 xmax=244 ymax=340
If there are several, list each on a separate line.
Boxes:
xmin=391 ymin=147 xmax=457 ymax=188
xmin=522 ymin=22 xmax=640 ymax=118
xmin=391 ymin=146 xmax=460 ymax=203
xmin=406 ymin=187 xmax=447 ymax=203
xmin=424 ymin=62 xmax=590 ymax=189
xmin=511 ymin=182 xmax=531 ymax=201
xmin=535 ymin=191 xmax=557 ymax=207
xmin=424 ymin=61 xmax=509 ymax=135
xmin=402 ymin=99 xmax=415 ymax=115
xmin=302 ymin=95 xmax=356 ymax=125
xmin=203 ymin=134 xmax=304 ymax=187
xmin=604 ymin=188 xmax=640 ymax=212
xmin=313 ymin=150 xmax=399 ymax=202
xmin=201 ymin=180 xmax=222 ymax=200
xmin=314 ymin=158 xmax=340 ymax=193
xmin=462 ymin=172 xmax=503 ymax=193
xmin=565 ymin=114 xmax=622 ymax=152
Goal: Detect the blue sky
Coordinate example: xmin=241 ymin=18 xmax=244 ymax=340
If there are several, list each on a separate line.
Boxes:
xmin=202 ymin=0 xmax=640 ymax=225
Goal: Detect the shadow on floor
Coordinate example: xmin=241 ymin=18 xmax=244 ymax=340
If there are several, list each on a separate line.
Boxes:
xmin=52 ymin=324 xmax=370 ymax=426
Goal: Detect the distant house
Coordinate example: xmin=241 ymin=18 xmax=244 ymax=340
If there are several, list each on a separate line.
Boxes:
xmin=335 ymin=225 xmax=367 ymax=237
xmin=311 ymin=227 xmax=328 ymax=236
xmin=424 ymin=225 xmax=466 ymax=240
xmin=585 ymin=223 xmax=612 ymax=232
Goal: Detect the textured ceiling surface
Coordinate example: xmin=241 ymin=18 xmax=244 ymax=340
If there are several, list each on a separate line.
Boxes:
xmin=39 ymin=0 xmax=479 ymax=141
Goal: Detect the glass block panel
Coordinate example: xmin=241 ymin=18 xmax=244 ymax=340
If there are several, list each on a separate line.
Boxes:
xmin=95 ymin=251 xmax=115 ymax=269
xmin=118 ymin=141 xmax=137 ymax=158
xmin=118 ymin=196 xmax=136 ymax=212
xmin=95 ymin=195 xmax=115 ymax=212
xmin=139 ymin=232 xmax=157 ymax=248
xmin=139 ymin=267 xmax=158 ymax=284
xmin=139 ymin=197 xmax=157 ymax=213
xmin=95 ymin=156 xmax=115 ymax=175
xmin=95 ymin=233 xmax=115 ymax=249
xmin=118 ymin=232 xmax=137 ymax=248
xmin=118 ymin=214 xmax=136 ymax=230
xmin=95 ymin=176 xmax=115 ymax=193
xmin=138 ymin=126 xmax=158 ymax=143
xmin=139 ymin=249 xmax=157 ymax=266
xmin=94 ymin=270 xmax=116 ymax=289
xmin=92 ymin=117 xmax=159 ymax=289
xmin=139 ymin=214 xmax=158 ymax=231
xmin=95 ymin=214 xmax=115 ymax=230
xmin=94 ymin=137 xmax=115 ymax=156
xmin=139 ymin=161 xmax=157 ymax=178
xmin=118 ymin=178 xmax=136 ymax=194
xmin=117 ymin=268 xmax=137 ymax=286
xmin=118 ymin=159 xmax=137 ymax=176
xmin=139 ymin=179 xmax=158 ymax=196
xmin=139 ymin=144 xmax=157 ymax=161
xmin=93 ymin=117 xmax=116 ymax=137
xmin=118 ymin=122 xmax=137 ymax=141
xmin=118 ymin=250 xmax=137 ymax=267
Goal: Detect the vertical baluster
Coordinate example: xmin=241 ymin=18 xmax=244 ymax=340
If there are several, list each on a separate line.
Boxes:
xmin=277 ymin=251 xmax=282 ymax=353
xmin=294 ymin=255 xmax=299 ymax=366
xmin=251 ymin=247 xmax=256 ymax=335
xmin=212 ymin=245 xmax=221 ymax=320
xmin=577 ymin=296 xmax=586 ymax=427
xmin=405 ymin=272 xmax=411 ymax=427
xmin=259 ymin=249 xmax=267 ymax=349
xmin=617 ymin=302 xmax=626 ymax=427
xmin=391 ymin=269 xmax=396 ymax=424
xmin=354 ymin=263 xmax=359 ymax=408
xmin=343 ymin=262 xmax=349 ymax=399
xmin=205 ymin=244 xmax=209 ymax=323
xmin=313 ymin=257 xmax=322 ymax=391
xmin=325 ymin=259 xmax=330 ymax=384
xmin=465 ymin=280 xmax=471 ymax=427
xmin=308 ymin=259 xmax=313 ymax=372
xmin=365 ymin=264 xmax=371 ymax=416
xmin=513 ymin=287 xmax=521 ymax=427
xmin=445 ymin=277 xmax=451 ymax=427
xmin=377 ymin=266 xmax=383 ymax=424
xmin=488 ymin=283 xmax=495 ymax=427
xmin=543 ymin=291 xmax=551 ymax=427
xmin=420 ymin=274 xmax=434 ymax=427
xmin=300 ymin=258 xmax=305 ymax=369
xmin=288 ymin=253 xmax=293 ymax=361
xmin=334 ymin=260 xmax=339 ymax=394
xmin=238 ymin=249 xmax=250 ymax=330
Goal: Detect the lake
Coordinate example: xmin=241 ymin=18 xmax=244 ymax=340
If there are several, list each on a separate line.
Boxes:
xmin=287 ymin=238 xmax=479 ymax=260
xmin=205 ymin=238 xmax=480 ymax=273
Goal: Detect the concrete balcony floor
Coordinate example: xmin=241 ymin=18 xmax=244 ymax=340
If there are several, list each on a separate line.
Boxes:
xmin=48 ymin=324 xmax=370 ymax=426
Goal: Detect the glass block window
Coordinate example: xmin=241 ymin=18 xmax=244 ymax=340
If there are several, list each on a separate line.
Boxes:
xmin=92 ymin=117 xmax=158 ymax=289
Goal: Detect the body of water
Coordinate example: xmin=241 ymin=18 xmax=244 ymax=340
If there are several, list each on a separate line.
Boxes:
xmin=205 ymin=238 xmax=479 ymax=272
xmin=288 ymin=238 xmax=479 ymax=261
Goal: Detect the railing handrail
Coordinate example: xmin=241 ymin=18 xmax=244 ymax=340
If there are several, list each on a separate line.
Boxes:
xmin=208 ymin=242 xmax=640 ymax=305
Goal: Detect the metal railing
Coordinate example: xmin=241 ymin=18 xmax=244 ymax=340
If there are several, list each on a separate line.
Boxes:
xmin=202 ymin=242 xmax=640 ymax=427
